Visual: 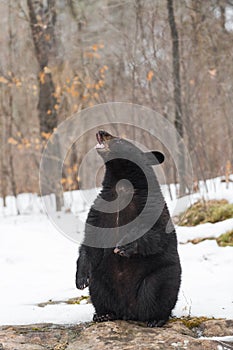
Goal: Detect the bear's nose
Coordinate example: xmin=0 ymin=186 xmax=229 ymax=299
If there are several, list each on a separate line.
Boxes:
xmin=96 ymin=130 xmax=114 ymax=143
xmin=99 ymin=130 xmax=113 ymax=138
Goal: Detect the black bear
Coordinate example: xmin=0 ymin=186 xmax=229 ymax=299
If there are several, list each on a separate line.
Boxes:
xmin=76 ymin=130 xmax=181 ymax=327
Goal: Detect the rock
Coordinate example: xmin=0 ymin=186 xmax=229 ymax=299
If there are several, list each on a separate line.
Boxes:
xmin=0 ymin=324 xmax=83 ymax=350
xmin=0 ymin=319 xmax=232 ymax=350
xmin=65 ymin=321 xmax=216 ymax=350
xmin=200 ymin=319 xmax=233 ymax=337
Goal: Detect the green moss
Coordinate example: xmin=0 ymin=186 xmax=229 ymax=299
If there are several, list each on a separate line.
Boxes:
xmin=30 ymin=327 xmax=41 ymax=331
xmin=185 ymin=230 xmax=233 ymax=247
xmin=170 ymin=316 xmax=214 ymax=329
xmin=37 ymin=296 xmax=90 ymax=308
xmin=66 ymin=296 xmax=90 ymax=305
xmin=217 ymin=229 xmax=233 ymax=247
xmin=180 ymin=317 xmax=211 ymax=329
xmin=178 ymin=200 xmax=233 ymax=226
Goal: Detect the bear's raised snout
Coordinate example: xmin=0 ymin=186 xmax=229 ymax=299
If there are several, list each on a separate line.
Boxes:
xmin=96 ymin=130 xmax=114 ymax=144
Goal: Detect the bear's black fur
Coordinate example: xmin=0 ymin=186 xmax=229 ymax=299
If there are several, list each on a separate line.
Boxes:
xmin=76 ymin=130 xmax=181 ymax=327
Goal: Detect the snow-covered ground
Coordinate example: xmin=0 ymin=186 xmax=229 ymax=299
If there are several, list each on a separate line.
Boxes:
xmin=0 ymin=177 xmax=233 ymax=325
xmin=0 ymin=214 xmax=94 ymax=325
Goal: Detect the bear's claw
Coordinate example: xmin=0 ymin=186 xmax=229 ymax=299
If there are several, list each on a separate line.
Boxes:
xmin=76 ymin=277 xmax=89 ymax=290
xmin=147 ymin=319 xmax=167 ymax=327
xmin=93 ymin=313 xmax=116 ymax=322
xmin=114 ymin=242 xmax=138 ymax=258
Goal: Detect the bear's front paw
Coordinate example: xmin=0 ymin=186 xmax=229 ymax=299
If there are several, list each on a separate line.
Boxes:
xmin=76 ymin=276 xmax=89 ymax=290
xmin=114 ymin=242 xmax=138 ymax=258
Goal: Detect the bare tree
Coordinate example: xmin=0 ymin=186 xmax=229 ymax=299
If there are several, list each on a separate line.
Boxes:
xmin=167 ymin=0 xmax=186 ymax=195
xmin=0 ymin=0 xmax=18 ymax=208
xmin=27 ymin=0 xmax=64 ymax=210
xmin=27 ymin=0 xmax=58 ymax=135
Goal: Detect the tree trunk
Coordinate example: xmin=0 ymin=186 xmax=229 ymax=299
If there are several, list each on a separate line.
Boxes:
xmin=8 ymin=0 xmax=18 ymax=212
xmin=38 ymin=71 xmax=58 ymax=134
xmin=167 ymin=0 xmax=186 ymax=196
xmin=27 ymin=0 xmax=58 ymax=135
xmin=27 ymin=0 xmax=63 ymax=210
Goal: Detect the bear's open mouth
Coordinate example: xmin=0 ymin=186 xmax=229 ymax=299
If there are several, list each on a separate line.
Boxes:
xmin=95 ymin=130 xmax=114 ymax=150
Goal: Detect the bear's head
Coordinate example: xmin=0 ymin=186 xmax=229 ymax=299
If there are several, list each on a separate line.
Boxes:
xmin=96 ymin=130 xmax=164 ymax=165
xmin=96 ymin=130 xmax=164 ymax=188
xmin=92 ymin=130 xmax=167 ymax=240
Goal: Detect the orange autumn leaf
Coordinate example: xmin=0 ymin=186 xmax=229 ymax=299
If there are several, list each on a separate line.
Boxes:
xmin=100 ymin=65 xmax=108 ymax=74
xmin=41 ymin=132 xmax=51 ymax=139
xmin=0 ymin=76 xmax=8 ymax=84
xmin=92 ymin=44 xmax=98 ymax=51
xmin=70 ymin=84 xmax=79 ymax=97
xmin=147 ymin=70 xmax=154 ymax=81
xmin=8 ymin=137 xmax=18 ymax=145
xmin=39 ymin=71 xmax=45 ymax=84
xmin=98 ymin=80 xmax=104 ymax=87
xmin=66 ymin=177 xmax=73 ymax=185
xmin=85 ymin=52 xmax=100 ymax=59
xmin=208 ymin=68 xmax=217 ymax=77
xmin=72 ymin=164 xmax=78 ymax=172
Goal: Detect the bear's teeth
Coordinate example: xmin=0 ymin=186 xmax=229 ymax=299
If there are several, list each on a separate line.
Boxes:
xmin=95 ymin=143 xmax=105 ymax=149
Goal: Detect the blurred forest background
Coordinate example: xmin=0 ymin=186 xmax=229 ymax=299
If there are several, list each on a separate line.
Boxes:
xmin=0 ymin=0 xmax=233 ymax=204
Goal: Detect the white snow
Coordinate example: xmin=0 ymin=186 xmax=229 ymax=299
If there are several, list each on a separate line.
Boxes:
xmin=177 ymin=218 xmax=233 ymax=243
xmin=174 ymin=239 xmax=233 ymax=319
xmin=0 ymin=215 xmax=94 ymax=325
xmin=0 ymin=177 xmax=233 ymax=325
xmin=200 ymin=336 xmax=233 ymax=342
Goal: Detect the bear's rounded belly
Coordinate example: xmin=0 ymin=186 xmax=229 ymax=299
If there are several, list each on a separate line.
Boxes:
xmin=93 ymin=253 xmax=152 ymax=297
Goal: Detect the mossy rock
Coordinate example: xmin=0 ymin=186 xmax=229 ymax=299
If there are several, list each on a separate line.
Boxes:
xmin=178 ymin=199 xmax=233 ymax=226
xmin=66 ymin=296 xmax=90 ymax=304
xmin=38 ymin=295 xmax=90 ymax=307
xmin=170 ymin=316 xmax=214 ymax=329
xmin=217 ymin=229 xmax=233 ymax=247
xmin=185 ymin=230 xmax=233 ymax=247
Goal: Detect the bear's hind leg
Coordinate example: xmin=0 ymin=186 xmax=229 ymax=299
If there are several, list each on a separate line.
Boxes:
xmin=90 ymin=280 xmax=120 ymax=323
xmin=136 ymin=269 xmax=178 ymax=327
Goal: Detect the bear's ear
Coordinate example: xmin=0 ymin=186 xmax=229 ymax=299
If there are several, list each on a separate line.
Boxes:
xmin=145 ymin=151 xmax=165 ymax=165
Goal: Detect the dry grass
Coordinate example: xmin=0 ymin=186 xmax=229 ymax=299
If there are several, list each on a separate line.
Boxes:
xmin=178 ymin=199 xmax=233 ymax=226
xmin=217 ymin=230 xmax=233 ymax=247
